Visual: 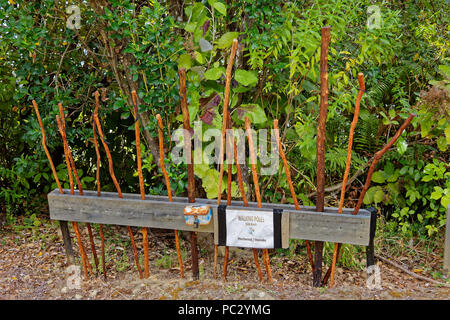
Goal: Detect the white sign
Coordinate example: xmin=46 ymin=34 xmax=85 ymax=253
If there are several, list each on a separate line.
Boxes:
xmin=225 ymin=209 xmax=274 ymax=249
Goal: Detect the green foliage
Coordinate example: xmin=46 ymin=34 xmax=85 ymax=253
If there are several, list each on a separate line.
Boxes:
xmin=0 ymin=0 xmax=449 ymax=240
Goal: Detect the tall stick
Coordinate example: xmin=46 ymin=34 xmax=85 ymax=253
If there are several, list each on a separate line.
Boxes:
xmin=178 ymin=68 xmax=199 ymax=280
xmin=55 ymin=115 xmax=91 ymax=278
xmin=327 ymin=73 xmax=365 ymax=288
xmin=93 ymin=112 xmax=143 ymax=279
xmin=156 ymin=113 xmax=185 ymax=278
xmin=223 ymin=112 xmax=233 ymax=280
xmin=131 ymin=90 xmax=149 ymax=279
xmin=314 ymin=25 xmax=331 ymax=287
xmin=273 ymin=119 xmax=315 ymax=272
xmin=245 ymin=116 xmax=273 ymax=283
xmin=214 ymin=39 xmax=239 ymax=278
xmin=233 ymin=136 xmax=264 ymax=282
xmin=93 ymin=91 xmax=106 ymax=280
xmin=57 ymin=103 xmax=98 ymax=274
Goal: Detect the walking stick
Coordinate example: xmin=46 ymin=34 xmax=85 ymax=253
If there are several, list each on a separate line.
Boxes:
xmin=222 ymin=112 xmax=233 ymax=281
xmin=322 ymin=113 xmax=415 ymax=285
xmin=131 ymin=90 xmax=150 ymax=279
xmin=178 ymin=68 xmax=199 ymax=280
xmin=324 ymin=73 xmax=365 ymax=287
xmin=156 ymin=114 xmax=185 ymax=278
xmin=32 ymin=99 xmax=89 ymax=279
xmin=57 ymin=103 xmax=98 ymax=275
xmin=93 ymin=111 xmax=143 ymax=279
xmin=55 ymin=115 xmax=92 ymax=277
xmin=273 ymin=119 xmax=315 ymax=272
xmin=214 ymin=38 xmax=238 ymax=278
xmin=245 ymin=116 xmax=273 ymax=283
xmin=228 ymin=124 xmax=264 ymax=282
xmin=314 ymin=25 xmax=331 ymax=287
xmin=92 ymin=91 xmax=107 ymax=280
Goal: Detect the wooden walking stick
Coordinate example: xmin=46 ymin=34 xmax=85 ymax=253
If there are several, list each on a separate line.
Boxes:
xmin=314 ymin=25 xmax=331 ymax=287
xmin=92 ymin=91 xmax=107 ymax=280
xmin=32 ymin=99 xmax=89 ymax=279
xmin=93 ymin=111 xmax=143 ymax=279
xmin=57 ymin=103 xmax=98 ymax=275
xmin=179 ymin=68 xmax=199 ymax=280
xmin=55 ymin=114 xmax=92 ymax=277
xmin=273 ymin=119 xmax=315 ymax=272
xmin=156 ymin=114 xmax=185 ymax=278
xmin=131 ymin=90 xmax=150 ymax=279
xmin=245 ymin=116 xmax=273 ymax=283
xmin=322 ymin=113 xmax=415 ymax=285
xmin=229 ymin=126 xmax=264 ymax=282
xmin=325 ymin=73 xmax=365 ymax=288
xmin=214 ymin=38 xmax=239 ymax=278
xmin=222 ymin=112 xmax=233 ymax=280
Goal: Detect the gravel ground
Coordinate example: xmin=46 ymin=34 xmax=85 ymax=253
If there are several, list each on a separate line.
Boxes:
xmin=0 ymin=221 xmax=449 ymax=300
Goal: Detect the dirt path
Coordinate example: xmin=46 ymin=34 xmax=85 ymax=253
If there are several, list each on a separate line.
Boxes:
xmin=0 ymin=221 xmax=449 ymax=300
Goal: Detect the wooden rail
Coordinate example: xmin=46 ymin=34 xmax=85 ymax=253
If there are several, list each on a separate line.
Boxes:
xmin=48 ymin=189 xmax=375 ymax=264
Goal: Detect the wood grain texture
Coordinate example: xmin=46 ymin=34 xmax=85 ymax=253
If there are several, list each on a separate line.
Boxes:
xmin=49 ymin=189 xmax=371 ymax=246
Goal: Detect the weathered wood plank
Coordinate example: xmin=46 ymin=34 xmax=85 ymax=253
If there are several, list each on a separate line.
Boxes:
xmin=48 ymin=189 xmax=371 ymax=246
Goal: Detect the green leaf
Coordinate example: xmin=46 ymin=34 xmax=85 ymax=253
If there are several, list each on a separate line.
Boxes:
xmin=195 ymin=51 xmax=205 ymax=64
xmin=216 ymin=32 xmax=239 ymax=49
xmin=212 ymin=2 xmax=226 ymax=15
xmin=437 ymin=135 xmax=448 ymax=152
xmin=430 ymin=189 xmax=442 ymax=200
xmin=204 ymin=67 xmax=224 ymax=80
xmin=178 ymin=54 xmax=192 ymax=70
xmin=235 ymin=69 xmax=258 ymax=87
xmin=371 ymin=171 xmax=386 ymax=184
xmin=373 ymin=189 xmax=385 ymax=203
xmin=396 ymin=137 xmax=408 ymax=155
xmin=445 ymin=125 xmax=450 ymax=144
xmin=236 ymin=104 xmax=267 ymax=124
xmin=441 ymin=195 xmax=450 ymax=208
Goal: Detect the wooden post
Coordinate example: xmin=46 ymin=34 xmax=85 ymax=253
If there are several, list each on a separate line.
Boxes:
xmin=59 ymin=220 xmax=75 ymax=265
xmin=444 ymin=205 xmax=450 ymax=275
xmin=314 ymin=25 xmax=331 ymax=287
xmin=366 ymin=207 xmax=377 ymax=268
